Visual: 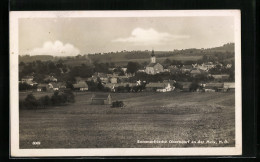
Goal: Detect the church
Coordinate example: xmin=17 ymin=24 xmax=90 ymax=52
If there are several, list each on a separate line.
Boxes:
xmin=145 ymin=50 xmax=164 ymax=75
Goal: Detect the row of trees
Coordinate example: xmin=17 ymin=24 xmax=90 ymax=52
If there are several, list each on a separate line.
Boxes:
xmin=19 ymin=91 xmax=75 ymax=109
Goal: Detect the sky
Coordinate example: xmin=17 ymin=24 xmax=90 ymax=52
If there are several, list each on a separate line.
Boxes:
xmin=19 ymin=16 xmax=234 ymax=56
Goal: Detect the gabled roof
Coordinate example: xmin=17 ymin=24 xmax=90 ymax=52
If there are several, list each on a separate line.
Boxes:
xmin=205 ymin=83 xmax=224 ymax=88
xmin=75 ymin=76 xmax=89 ymax=82
xmin=181 ymin=65 xmax=193 ymax=69
xmin=224 ymin=82 xmax=235 ymax=88
xmin=44 ymin=76 xmax=57 ymax=81
xmin=146 ymin=82 xmax=169 ymax=88
xmin=92 ymin=94 xmax=110 ymax=100
xmin=190 ymin=69 xmax=201 ymax=74
xmin=146 ymin=63 xmax=162 ymax=67
xmin=73 ymin=81 xmax=88 ymax=88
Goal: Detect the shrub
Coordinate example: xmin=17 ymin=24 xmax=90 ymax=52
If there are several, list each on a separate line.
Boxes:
xmin=24 ymin=93 xmax=39 ymax=109
xmin=20 ymin=91 xmax=75 ymax=109
xmin=111 ymin=101 xmax=124 ymax=108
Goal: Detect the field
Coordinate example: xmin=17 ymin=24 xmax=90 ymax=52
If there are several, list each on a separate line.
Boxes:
xmin=19 ymin=91 xmax=235 ymax=148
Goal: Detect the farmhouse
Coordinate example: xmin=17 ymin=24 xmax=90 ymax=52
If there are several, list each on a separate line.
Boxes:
xmin=48 ymin=82 xmax=67 ymax=91
xmin=110 ymin=77 xmax=118 ymax=84
xmin=212 ymin=74 xmax=230 ymax=80
xmin=75 ymin=77 xmax=89 ymax=83
xmin=145 ymin=50 xmax=164 ymax=75
xmin=91 ymin=94 xmax=112 ymax=105
xmin=73 ymin=81 xmax=88 ymax=91
xmin=190 ymin=68 xmax=202 ymax=77
xmin=21 ymin=76 xmax=37 ymax=86
xmin=37 ymin=84 xmax=49 ymax=92
xmin=204 ymin=83 xmax=224 ymax=92
xmin=104 ymin=83 xmax=137 ymax=92
xmin=21 ymin=76 xmax=33 ymax=83
xmin=145 ymin=82 xmax=174 ymax=92
xmin=224 ymin=82 xmax=235 ymax=92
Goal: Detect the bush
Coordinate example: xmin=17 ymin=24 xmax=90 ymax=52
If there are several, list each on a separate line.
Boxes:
xmin=24 ymin=93 xmax=39 ymax=109
xmin=20 ymin=91 xmax=75 ymax=109
xmin=111 ymin=101 xmax=124 ymax=108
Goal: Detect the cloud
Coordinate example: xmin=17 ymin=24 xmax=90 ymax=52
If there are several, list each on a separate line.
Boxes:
xmin=112 ymin=28 xmax=189 ymax=45
xmin=29 ymin=40 xmax=80 ymax=56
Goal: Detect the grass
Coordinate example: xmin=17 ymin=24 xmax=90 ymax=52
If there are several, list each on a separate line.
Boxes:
xmin=19 ymin=91 xmax=235 ymax=148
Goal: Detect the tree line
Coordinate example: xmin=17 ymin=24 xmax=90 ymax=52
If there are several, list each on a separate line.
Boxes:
xmin=19 ymin=91 xmax=75 ymax=109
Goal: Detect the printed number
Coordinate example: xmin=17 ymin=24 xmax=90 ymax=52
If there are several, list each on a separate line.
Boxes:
xmin=32 ymin=141 xmax=41 ymax=145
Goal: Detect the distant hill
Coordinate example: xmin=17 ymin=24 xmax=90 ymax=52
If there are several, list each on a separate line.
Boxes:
xmin=19 ymin=55 xmax=55 ymax=63
xmin=19 ymin=43 xmax=234 ymax=66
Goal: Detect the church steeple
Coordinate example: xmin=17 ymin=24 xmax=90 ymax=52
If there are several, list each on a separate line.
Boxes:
xmin=151 ymin=50 xmax=156 ymax=63
xmin=151 ymin=49 xmax=155 ymax=57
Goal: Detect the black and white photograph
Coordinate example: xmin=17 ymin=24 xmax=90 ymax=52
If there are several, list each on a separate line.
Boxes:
xmin=10 ymin=10 xmax=242 ymax=156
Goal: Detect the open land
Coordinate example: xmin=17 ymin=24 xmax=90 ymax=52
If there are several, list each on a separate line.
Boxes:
xmin=19 ymin=91 xmax=235 ymax=148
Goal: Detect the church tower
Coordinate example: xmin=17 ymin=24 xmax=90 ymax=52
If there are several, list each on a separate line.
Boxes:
xmin=151 ymin=50 xmax=156 ymax=63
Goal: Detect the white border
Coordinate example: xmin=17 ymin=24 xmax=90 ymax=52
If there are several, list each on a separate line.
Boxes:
xmin=10 ymin=10 xmax=242 ymax=157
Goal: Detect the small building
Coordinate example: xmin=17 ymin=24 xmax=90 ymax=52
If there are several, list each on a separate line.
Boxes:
xmin=145 ymin=82 xmax=174 ymax=92
xmin=73 ymin=81 xmax=88 ymax=91
xmin=91 ymin=94 xmax=112 ymax=105
xmin=75 ymin=77 xmax=89 ymax=83
xmin=37 ymin=84 xmax=49 ymax=92
xmin=190 ymin=68 xmax=202 ymax=77
xmin=212 ymin=74 xmax=230 ymax=80
xmin=224 ymin=82 xmax=235 ymax=92
xmin=204 ymin=83 xmax=224 ymax=92
xmin=48 ymin=82 xmax=67 ymax=91
xmin=110 ymin=77 xmax=118 ymax=84
xmin=21 ymin=76 xmax=33 ymax=83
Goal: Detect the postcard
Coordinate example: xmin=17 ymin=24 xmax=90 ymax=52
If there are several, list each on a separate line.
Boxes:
xmin=10 ymin=10 xmax=242 ymax=157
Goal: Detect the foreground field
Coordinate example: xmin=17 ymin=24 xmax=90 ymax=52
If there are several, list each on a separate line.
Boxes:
xmin=19 ymin=91 xmax=235 ymax=148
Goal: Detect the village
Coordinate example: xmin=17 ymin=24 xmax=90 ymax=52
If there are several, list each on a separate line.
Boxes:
xmin=19 ymin=49 xmax=235 ymax=106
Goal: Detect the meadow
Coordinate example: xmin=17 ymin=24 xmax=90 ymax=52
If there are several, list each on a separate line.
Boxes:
xmin=19 ymin=91 xmax=235 ymax=148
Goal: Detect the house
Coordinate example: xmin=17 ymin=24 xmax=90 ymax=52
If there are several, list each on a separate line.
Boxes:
xmin=145 ymin=82 xmax=174 ymax=92
xmin=21 ymin=76 xmax=38 ymax=86
xmin=190 ymin=68 xmax=202 ymax=77
xmin=37 ymin=84 xmax=49 ymax=92
xmin=224 ymin=82 xmax=235 ymax=92
xmin=145 ymin=50 xmax=164 ymax=75
xmin=197 ymin=64 xmax=208 ymax=71
xmin=75 ymin=76 xmax=89 ymax=83
xmin=110 ymin=77 xmax=118 ymax=84
xmin=21 ymin=76 xmax=33 ymax=83
xmin=73 ymin=81 xmax=88 ymax=91
xmin=203 ymin=62 xmax=215 ymax=70
xmin=204 ymin=83 xmax=224 ymax=92
xmin=116 ymin=83 xmax=137 ymax=92
xmin=44 ymin=76 xmax=57 ymax=82
xmin=163 ymin=80 xmax=176 ymax=86
xmin=91 ymin=94 xmax=112 ymax=105
xmin=92 ymin=73 xmax=109 ymax=83
xmin=212 ymin=74 xmax=230 ymax=80
xmin=121 ymin=68 xmax=127 ymax=73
